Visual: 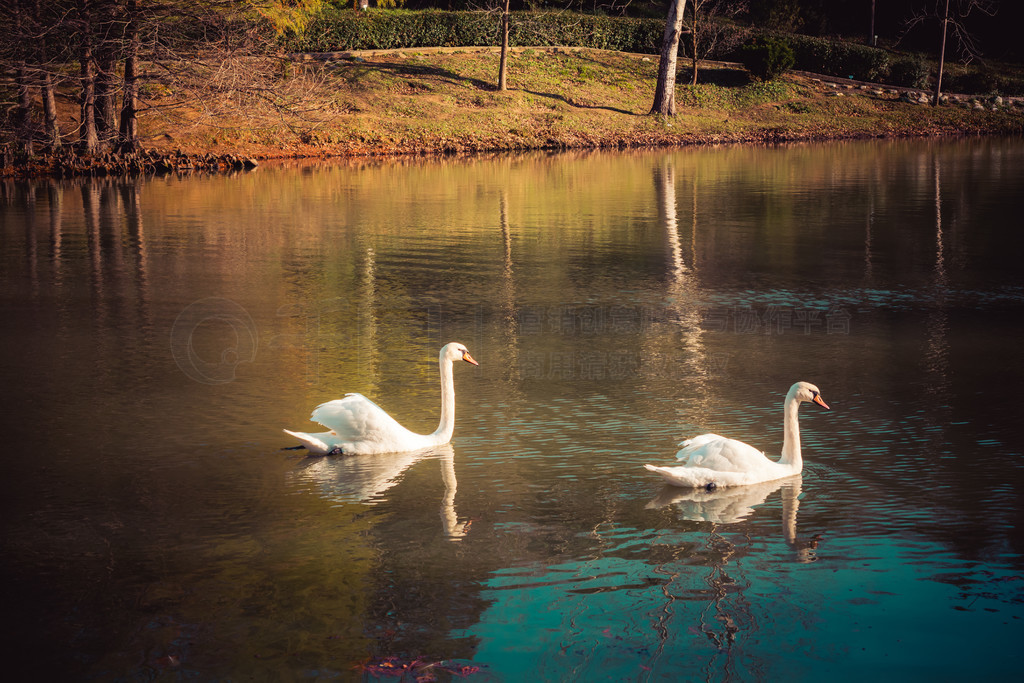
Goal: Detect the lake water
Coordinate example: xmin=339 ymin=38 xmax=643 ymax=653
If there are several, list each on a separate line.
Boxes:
xmin=2 ymin=138 xmax=1024 ymax=680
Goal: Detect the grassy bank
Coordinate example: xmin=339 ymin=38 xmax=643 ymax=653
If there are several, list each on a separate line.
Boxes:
xmin=12 ymin=46 xmax=1024 ymax=173
xmin=149 ymin=47 xmax=1024 ymax=157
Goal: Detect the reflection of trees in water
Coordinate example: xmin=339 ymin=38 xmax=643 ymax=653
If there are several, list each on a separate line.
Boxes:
xmin=357 ymin=245 xmax=379 ymax=394
xmin=292 ymin=444 xmax=468 ymax=539
xmin=10 ymin=177 xmax=153 ymax=343
xmin=499 ymin=190 xmax=519 ymax=384
xmin=292 ymin=443 xmax=476 ymax=658
xmin=646 ymin=477 xmax=813 ymax=680
xmin=653 ymin=156 xmax=715 ymax=427
xmin=923 ymin=153 xmax=952 ymax=431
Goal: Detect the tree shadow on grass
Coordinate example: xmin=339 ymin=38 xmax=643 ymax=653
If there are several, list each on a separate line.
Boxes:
xmin=334 ymin=57 xmax=642 ymax=115
xmin=686 ymin=67 xmax=751 ymax=87
xmin=331 ymin=59 xmax=494 ymax=91
xmin=519 ymin=89 xmax=639 ymax=116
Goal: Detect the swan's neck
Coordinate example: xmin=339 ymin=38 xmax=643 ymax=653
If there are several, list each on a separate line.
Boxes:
xmin=431 ymin=355 xmax=457 ymax=443
xmin=779 ymin=392 xmax=802 ymax=469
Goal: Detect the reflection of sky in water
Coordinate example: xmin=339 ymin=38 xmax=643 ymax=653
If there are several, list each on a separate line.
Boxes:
xmin=465 ymin=519 xmax=1024 ymax=681
xmin=689 ymin=285 xmax=1024 ymax=311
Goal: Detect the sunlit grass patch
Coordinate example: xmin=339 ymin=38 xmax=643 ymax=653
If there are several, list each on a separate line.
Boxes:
xmin=125 ymin=47 xmax=1023 ymax=159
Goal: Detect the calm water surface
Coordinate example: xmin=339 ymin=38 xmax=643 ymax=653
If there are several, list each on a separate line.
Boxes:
xmin=2 ymin=139 xmax=1024 ymax=680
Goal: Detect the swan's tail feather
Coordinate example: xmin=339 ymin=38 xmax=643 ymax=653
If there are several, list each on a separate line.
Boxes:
xmin=644 ymin=463 xmax=714 ymax=488
xmin=283 ymin=429 xmax=331 ymax=455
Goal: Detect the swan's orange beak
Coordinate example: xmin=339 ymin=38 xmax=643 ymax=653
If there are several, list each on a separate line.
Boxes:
xmin=813 ymin=394 xmax=830 ymax=410
xmin=462 ymin=351 xmax=479 ymax=366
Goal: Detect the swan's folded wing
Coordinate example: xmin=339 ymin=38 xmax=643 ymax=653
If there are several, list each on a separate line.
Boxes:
xmin=677 ymin=436 xmax=764 ymax=472
xmin=678 ymin=433 xmax=725 ymax=451
xmin=310 ymin=393 xmax=408 ymax=445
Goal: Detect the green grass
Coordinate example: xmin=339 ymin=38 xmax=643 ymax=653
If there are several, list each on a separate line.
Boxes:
xmin=129 ymin=48 xmax=1024 ymax=158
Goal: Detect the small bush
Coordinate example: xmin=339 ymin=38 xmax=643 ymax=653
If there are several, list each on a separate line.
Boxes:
xmin=887 ymin=54 xmax=930 ymax=89
xmin=740 ymin=37 xmax=795 ymax=81
xmin=779 ymin=34 xmax=889 ymax=82
xmin=944 ymin=67 xmax=1005 ymax=96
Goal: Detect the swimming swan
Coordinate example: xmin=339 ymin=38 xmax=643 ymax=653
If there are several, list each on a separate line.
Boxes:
xmin=284 ymin=342 xmax=478 ymax=455
xmin=645 ymin=382 xmax=829 ymax=489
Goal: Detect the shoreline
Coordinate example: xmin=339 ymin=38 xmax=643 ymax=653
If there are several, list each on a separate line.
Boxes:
xmin=4 ymin=127 xmax=1018 ymax=181
xmin=4 ymin=49 xmax=1023 ymax=180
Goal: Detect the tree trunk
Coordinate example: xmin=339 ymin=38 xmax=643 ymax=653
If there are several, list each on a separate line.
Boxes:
xmin=78 ymin=0 xmax=99 ymax=154
xmin=95 ymin=50 xmax=118 ymax=147
xmin=41 ymin=70 xmax=61 ymax=149
xmin=868 ymin=0 xmax=876 ymax=46
xmin=651 ymin=0 xmax=688 ymax=116
xmin=15 ymin=65 xmax=35 ymax=157
xmin=498 ymin=0 xmax=511 ymax=91
xmin=12 ymin=0 xmax=35 ymax=156
xmin=119 ymin=0 xmax=140 ymax=153
xmin=932 ymin=0 xmax=950 ymax=106
xmin=690 ymin=2 xmax=699 ymax=85
xmin=35 ymin=0 xmax=61 ymax=149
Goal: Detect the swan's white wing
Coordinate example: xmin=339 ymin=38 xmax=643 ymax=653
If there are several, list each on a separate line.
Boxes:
xmin=676 ymin=434 xmax=768 ymax=472
xmin=678 ymin=433 xmax=725 ymax=450
xmin=309 ymin=393 xmax=419 ymax=454
xmin=644 ymin=463 xmax=771 ymax=488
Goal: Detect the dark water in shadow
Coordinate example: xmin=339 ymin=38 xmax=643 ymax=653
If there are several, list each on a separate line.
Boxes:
xmin=2 ymin=138 xmax=1023 ymax=680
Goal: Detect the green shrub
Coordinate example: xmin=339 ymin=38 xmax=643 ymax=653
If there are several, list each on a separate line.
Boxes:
xmin=944 ymin=67 xmax=1012 ymax=96
xmin=739 ymin=37 xmax=795 ymax=81
xmin=887 ymin=54 xmax=930 ymax=89
xmin=282 ymin=9 xmax=907 ymax=89
xmin=778 ymin=33 xmax=888 ymax=81
xmin=286 ymin=9 xmax=669 ymax=54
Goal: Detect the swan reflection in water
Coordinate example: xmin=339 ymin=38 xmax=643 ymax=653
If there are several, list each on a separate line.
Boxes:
xmin=647 ymin=475 xmax=816 ymax=561
xmin=289 ymin=443 xmax=469 ymax=539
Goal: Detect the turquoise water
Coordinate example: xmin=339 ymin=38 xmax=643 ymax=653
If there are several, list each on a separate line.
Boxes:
xmin=2 ymin=139 xmax=1023 ymax=680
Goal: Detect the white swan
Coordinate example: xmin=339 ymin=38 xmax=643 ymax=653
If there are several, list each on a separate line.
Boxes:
xmin=645 ymin=381 xmax=829 ymax=489
xmin=283 ymin=342 xmax=478 ymax=455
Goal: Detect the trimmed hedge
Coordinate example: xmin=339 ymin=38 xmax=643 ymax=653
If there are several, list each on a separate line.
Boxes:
xmin=774 ymin=33 xmax=890 ymax=83
xmin=285 ymin=10 xmax=900 ymax=83
xmin=281 ymin=9 xmax=1019 ymax=95
xmin=289 ymin=10 xmax=666 ymax=54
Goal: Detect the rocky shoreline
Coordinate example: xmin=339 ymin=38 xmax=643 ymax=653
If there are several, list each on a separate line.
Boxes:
xmin=1 ymin=148 xmax=260 ymax=180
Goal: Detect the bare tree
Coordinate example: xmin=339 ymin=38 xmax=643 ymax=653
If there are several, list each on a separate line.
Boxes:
xmin=95 ymin=43 xmax=119 ymax=146
xmin=35 ymin=0 xmax=63 ymax=149
xmin=11 ymin=0 xmax=36 ymax=156
xmin=0 ymin=0 xmax=342 ymax=164
xmin=118 ymin=0 xmax=140 ymax=152
xmin=902 ymin=0 xmax=998 ymax=105
xmin=868 ymin=0 xmax=877 ymax=46
xmin=651 ymin=0 xmax=688 ymax=115
xmin=77 ymin=0 xmax=100 ymax=154
xmin=683 ymin=0 xmax=748 ymax=86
